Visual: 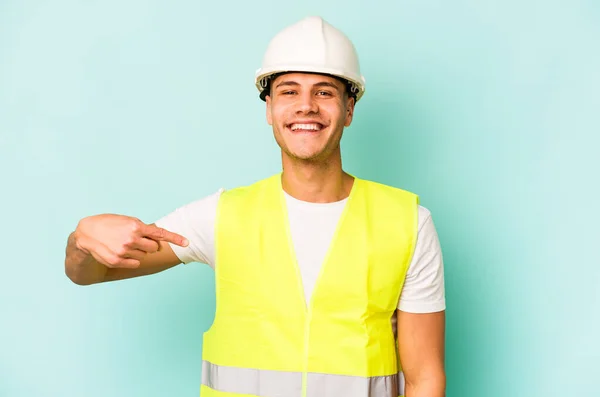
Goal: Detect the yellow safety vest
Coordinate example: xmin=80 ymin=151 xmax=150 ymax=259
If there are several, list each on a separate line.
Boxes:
xmin=201 ymin=173 xmax=418 ymax=397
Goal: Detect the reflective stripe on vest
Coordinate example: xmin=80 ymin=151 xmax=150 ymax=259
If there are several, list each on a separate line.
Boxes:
xmin=202 ymin=360 xmax=406 ymax=397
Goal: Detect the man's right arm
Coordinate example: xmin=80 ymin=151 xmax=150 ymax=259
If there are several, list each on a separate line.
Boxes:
xmin=64 ymin=214 xmax=189 ymax=286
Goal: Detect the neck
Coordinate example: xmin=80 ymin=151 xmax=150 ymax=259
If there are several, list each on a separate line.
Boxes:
xmin=280 ymin=151 xmax=354 ymax=203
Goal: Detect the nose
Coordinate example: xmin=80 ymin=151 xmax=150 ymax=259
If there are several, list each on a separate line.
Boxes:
xmin=295 ymin=91 xmax=319 ymax=115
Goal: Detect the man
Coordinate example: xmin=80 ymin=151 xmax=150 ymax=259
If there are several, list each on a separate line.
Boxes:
xmin=65 ymin=16 xmax=446 ymax=397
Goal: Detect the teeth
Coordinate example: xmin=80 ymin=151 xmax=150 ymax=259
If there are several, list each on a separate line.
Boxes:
xmin=290 ymin=123 xmax=321 ymax=131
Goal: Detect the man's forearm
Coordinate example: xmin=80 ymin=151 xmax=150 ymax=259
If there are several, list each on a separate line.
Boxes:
xmin=405 ymin=374 xmax=446 ymax=397
xmin=64 ymin=231 xmax=107 ymax=285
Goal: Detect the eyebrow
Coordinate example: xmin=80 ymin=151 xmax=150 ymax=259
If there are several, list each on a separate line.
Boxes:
xmin=274 ymin=80 xmax=342 ymax=92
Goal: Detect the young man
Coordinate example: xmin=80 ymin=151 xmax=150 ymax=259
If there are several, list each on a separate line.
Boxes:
xmin=65 ymin=16 xmax=446 ymax=397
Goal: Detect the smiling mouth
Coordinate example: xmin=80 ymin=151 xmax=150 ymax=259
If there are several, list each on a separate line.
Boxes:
xmin=287 ymin=123 xmax=325 ymax=133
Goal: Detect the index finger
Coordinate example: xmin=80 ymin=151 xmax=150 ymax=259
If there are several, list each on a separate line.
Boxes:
xmin=141 ymin=224 xmax=189 ymax=247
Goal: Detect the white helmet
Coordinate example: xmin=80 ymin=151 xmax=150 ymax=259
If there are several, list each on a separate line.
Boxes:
xmin=255 ymin=16 xmax=366 ymax=102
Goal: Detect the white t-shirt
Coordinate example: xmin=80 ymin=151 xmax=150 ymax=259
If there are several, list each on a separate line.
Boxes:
xmin=156 ymin=188 xmax=445 ymax=314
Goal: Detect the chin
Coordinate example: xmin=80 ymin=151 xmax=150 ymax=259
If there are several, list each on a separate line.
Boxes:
xmin=287 ymin=149 xmax=325 ymax=161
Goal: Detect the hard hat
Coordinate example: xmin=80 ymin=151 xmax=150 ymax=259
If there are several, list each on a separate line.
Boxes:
xmin=255 ymin=16 xmax=366 ymax=102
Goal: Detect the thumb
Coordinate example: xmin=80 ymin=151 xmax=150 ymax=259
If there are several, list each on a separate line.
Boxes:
xmin=141 ymin=224 xmax=189 ymax=247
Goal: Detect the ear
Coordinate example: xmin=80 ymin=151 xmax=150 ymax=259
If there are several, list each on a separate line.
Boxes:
xmin=344 ymin=96 xmax=356 ymax=127
xmin=265 ymin=95 xmax=273 ymax=125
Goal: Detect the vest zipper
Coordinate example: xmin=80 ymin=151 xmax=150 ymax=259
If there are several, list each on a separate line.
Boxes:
xmin=278 ymin=176 xmax=359 ymax=397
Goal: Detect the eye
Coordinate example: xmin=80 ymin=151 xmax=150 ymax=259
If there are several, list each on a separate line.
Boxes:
xmin=280 ymin=90 xmax=296 ymax=95
xmin=317 ymin=90 xmax=333 ymax=97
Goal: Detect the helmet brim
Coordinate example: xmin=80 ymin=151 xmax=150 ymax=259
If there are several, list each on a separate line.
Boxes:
xmin=255 ymin=67 xmax=365 ymax=102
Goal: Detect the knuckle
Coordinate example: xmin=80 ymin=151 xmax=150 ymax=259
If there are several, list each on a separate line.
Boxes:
xmin=106 ymin=255 xmax=121 ymax=267
xmin=114 ymin=246 xmax=128 ymax=257
xmin=129 ymin=219 xmax=143 ymax=233
xmin=128 ymin=260 xmax=140 ymax=268
xmin=122 ymin=235 xmax=136 ymax=248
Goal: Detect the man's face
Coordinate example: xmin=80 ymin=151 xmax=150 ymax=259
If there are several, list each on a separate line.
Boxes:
xmin=266 ymin=73 xmax=355 ymax=162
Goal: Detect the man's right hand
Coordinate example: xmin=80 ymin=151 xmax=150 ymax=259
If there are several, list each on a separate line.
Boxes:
xmin=73 ymin=214 xmax=189 ymax=269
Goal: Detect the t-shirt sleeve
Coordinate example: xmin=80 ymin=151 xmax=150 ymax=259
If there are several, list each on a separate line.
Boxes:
xmin=397 ymin=205 xmax=446 ymax=313
xmin=153 ymin=188 xmax=223 ymax=268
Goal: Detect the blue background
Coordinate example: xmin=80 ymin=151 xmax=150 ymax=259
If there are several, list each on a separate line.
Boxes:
xmin=1 ymin=1 xmax=599 ymax=396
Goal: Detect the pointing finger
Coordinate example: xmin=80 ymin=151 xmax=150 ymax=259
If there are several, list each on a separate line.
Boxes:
xmin=141 ymin=224 xmax=189 ymax=247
